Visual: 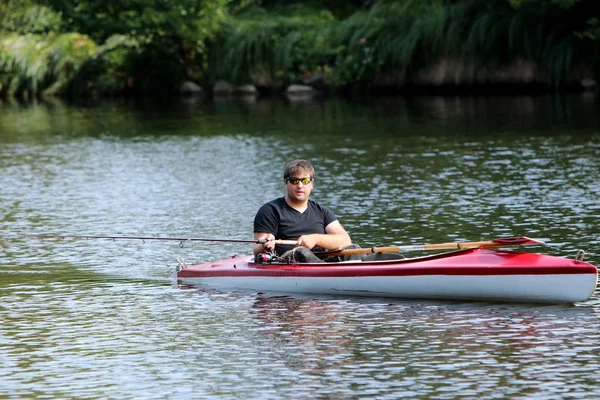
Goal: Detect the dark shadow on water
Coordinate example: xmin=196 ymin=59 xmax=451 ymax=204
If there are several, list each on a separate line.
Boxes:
xmin=2 ymin=93 xmax=598 ymax=142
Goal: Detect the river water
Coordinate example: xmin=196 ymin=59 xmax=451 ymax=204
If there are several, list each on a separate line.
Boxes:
xmin=1 ymin=94 xmax=599 ymax=399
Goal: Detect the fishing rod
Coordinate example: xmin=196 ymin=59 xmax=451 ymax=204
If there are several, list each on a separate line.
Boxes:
xmin=1 ymin=234 xmax=298 ymax=245
xmin=1 ymin=234 xmax=261 ymax=244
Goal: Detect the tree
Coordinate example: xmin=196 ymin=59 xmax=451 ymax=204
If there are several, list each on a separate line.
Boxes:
xmin=50 ymin=0 xmax=231 ymax=92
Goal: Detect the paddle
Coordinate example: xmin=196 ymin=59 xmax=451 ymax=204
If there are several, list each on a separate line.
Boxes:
xmin=315 ymin=237 xmax=545 ymax=257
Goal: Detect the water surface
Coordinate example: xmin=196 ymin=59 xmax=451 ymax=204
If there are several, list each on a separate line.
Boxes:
xmin=1 ymin=94 xmax=599 ymax=398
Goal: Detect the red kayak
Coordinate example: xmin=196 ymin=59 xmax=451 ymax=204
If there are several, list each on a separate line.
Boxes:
xmin=177 ymin=247 xmax=598 ymax=303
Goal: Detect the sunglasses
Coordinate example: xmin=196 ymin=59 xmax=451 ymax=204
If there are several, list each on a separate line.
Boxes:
xmin=286 ymin=177 xmax=313 ymax=185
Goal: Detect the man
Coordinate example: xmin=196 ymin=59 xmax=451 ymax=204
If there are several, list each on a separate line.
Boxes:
xmin=253 ymin=159 xmax=359 ymax=263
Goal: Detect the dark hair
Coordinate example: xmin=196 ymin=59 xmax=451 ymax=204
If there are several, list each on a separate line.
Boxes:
xmin=283 ymin=159 xmax=315 ymax=180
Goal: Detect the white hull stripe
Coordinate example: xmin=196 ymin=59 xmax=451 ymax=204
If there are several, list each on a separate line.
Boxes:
xmin=179 ymin=274 xmax=598 ymax=303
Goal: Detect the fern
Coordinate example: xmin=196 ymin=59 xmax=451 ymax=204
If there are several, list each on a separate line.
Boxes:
xmin=209 ymin=5 xmax=340 ymax=84
xmin=1 ymin=32 xmax=96 ymax=96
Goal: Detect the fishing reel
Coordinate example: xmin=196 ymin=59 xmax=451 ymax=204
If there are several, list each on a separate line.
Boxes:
xmin=256 ymin=252 xmax=277 ymax=264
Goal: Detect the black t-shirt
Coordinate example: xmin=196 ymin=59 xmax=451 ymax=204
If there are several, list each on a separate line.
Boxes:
xmin=254 ymin=197 xmax=338 ymax=254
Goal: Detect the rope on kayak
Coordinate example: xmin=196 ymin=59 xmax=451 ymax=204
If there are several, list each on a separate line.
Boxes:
xmin=176 ymin=256 xmax=189 ymax=270
xmin=575 ymin=249 xmax=585 ymax=262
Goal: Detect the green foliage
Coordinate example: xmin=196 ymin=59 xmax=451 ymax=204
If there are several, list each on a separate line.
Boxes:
xmin=332 ymin=0 xmax=448 ymax=84
xmin=451 ymin=0 xmax=599 ymax=85
xmin=51 ymin=0 xmax=229 ymax=44
xmin=50 ymin=0 xmax=231 ymax=91
xmin=508 ymin=0 xmax=582 ymax=9
xmin=0 ymin=4 xmax=96 ymax=96
xmin=66 ymin=34 xmax=141 ymax=95
xmin=1 ymin=1 xmax=63 ymax=34
xmin=210 ymin=5 xmax=341 ymax=84
xmin=575 ymin=17 xmax=600 ymax=40
xmin=0 ymin=32 xmax=97 ymax=96
xmin=215 ymin=2 xmax=418 ymax=86
xmin=228 ymin=0 xmax=372 ymax=18
xmin=2 ymin=0 xmax=232 ymax=95
xmin=2 ymin=0 xmax=599 ymax=95
xmin=328 ymin=0 xmax=597 ymax=87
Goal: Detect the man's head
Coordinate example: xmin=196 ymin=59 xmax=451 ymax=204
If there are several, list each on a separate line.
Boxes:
xmin=283 ymin=159 xmax=314 ymax=204
xmin=283 ymin=159 xmax=315 ymax=181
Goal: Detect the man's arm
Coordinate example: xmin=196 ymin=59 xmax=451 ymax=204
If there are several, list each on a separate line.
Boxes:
xmin=296 ymin=220 xmax=352 ymax=250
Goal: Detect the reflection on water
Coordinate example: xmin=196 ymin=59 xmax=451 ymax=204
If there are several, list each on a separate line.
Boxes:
xmin=247 ymin=294 xmax=600 ymax=398
xmin=1 ymin=94 xmax=599 ymax=398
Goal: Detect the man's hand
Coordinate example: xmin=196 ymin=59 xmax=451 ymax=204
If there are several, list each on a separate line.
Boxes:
xmin=297 ymin=234 xmax=318 ymax=250
xmin=261 ymin=233 xmax=276 ymax=252
xmin=296 ymin=223 xmax=352 ymax=251
xmin=254 ymin=232 xmax=276 ymax=256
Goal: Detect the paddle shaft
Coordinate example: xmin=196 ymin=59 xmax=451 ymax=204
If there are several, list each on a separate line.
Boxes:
xmin=316 ymin=237 xmax=544 ymax=257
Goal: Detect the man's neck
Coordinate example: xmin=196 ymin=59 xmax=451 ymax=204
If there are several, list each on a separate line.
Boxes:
xmin=284 ymin=196 xmax=308 ymax=212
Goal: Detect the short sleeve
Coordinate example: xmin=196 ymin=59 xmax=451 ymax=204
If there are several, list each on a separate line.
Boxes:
xmin=321 ymin=205 xmax=338 ymax=227
xmin=254 ymin=203 xmax=280 ymax=234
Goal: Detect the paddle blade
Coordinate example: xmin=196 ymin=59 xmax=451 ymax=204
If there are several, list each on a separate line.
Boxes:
xmin=489 ymin=237 xmax=545 ymax=246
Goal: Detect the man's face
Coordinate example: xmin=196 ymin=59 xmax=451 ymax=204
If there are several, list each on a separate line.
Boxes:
xmin=284 ymin=170 xmax=313 ymax=203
